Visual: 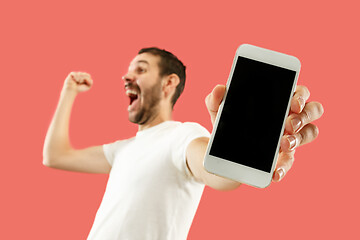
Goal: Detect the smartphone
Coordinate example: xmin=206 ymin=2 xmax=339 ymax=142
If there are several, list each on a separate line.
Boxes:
xmin=204 ymin=44 xmax=301 ymax=188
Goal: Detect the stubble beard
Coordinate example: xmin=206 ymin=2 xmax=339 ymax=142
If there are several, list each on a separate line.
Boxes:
xmin=129 ymin=79 xmax=162 ymax=126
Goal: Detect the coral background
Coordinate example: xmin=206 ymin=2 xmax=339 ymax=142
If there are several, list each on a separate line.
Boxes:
xmin=1 ymin=0 xmax=358 ymax=239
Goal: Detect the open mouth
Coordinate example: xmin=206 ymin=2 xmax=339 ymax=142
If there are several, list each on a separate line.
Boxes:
xmin=126 ymin=89 xmax=140 ymax=111
xmin=127 ymin=90 xmax=138 ymax=104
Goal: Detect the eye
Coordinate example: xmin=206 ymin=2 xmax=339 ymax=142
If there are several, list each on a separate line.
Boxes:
xmin=136 ymin=66 xmax=146 ymax=74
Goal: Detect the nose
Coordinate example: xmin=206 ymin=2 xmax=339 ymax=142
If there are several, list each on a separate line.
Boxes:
xmin=122 ymin=72 xmax=135 ymax=83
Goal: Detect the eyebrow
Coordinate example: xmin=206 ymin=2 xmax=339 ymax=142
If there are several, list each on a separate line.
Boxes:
xmin=137 ymin=60 xmax=149 ymax=65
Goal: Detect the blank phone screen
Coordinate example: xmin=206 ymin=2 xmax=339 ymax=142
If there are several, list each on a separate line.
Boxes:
xmin=209 ymin=56 xmax=296 ymax=173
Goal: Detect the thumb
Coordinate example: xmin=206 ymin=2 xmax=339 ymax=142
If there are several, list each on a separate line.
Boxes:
xmin=205 ymin=85 xmax=226 ymax=125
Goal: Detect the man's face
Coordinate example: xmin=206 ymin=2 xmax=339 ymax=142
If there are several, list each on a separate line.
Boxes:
xmin=122 ymin=53 xmax=163 ymax=125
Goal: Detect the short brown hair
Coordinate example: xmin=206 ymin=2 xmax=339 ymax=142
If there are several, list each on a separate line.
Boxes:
xmin=138 ymin=47 xmax=186 ymax=108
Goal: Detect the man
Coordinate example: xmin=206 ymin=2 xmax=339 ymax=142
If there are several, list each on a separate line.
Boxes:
xmin=43 ymin=47 xmax=324 ymax=239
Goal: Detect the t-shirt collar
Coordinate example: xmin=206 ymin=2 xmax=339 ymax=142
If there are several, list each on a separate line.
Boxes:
xmin=136 ymin=121 xmax=176 ymax=138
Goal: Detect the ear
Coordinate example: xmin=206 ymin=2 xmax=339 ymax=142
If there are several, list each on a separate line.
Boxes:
xmin=162 ymin=73 xmax=180 ymax=99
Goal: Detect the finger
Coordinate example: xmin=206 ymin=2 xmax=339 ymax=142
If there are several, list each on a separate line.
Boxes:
xmin=73 ymin=72 xmax=92 ymax=86
xmin=297 ymin=123 xmax=319 ymax=147
xmin=80 ymin=73 xmax=93 ymax=86
xmin=290 ymin=85 xmax=310 ymax=114
xmin=78 ymin=72 xmax=90 ymax=79
xmin=72 ymin=72 xmax=83 ymax=83
xmin=69 ymin=72 xmax=78 ymax=82
xmin=205 ymin=85 xmax=226 ymax=112
xmin=273 ymin=151 xmax=295 ymax=182
xmin=285 ymin=101 xmax=324 ymax=134
xmin=69 ymin=72 xmax=75 ymax=78
xmin=281 ymin=123 xmax=319 ymax=153
xmin=280 ymin=134 xmax=299 ymax=153
xmin=205 ymin=85 xmax=226 ymax=124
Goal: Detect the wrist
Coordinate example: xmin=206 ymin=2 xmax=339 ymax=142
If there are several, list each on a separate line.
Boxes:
xmin=60 ymin=86 xmax=78 ymax=98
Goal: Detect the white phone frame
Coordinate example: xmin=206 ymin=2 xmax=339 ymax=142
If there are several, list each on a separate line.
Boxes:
xmin=204 ymin=44 xmax=301 ymax=188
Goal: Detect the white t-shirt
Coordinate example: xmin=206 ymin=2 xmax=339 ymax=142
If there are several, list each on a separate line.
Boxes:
xmin=87 ymin=121 xmax=210 ymax=240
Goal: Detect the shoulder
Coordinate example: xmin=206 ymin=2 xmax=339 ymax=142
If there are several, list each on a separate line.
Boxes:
xmin=104 ymin=137 xmax=134 ymax=149
xmin=103 ymin=138 xmax=134 ymax=155
xmin=102 ymin=138 xmax=135 ymax=164
xmin=169 ymin=122 xmax=209 ymax=179
xmin=170 ymin=121 xmax=210 ymax=146
xmin=175 ymin=121 xmax=210 ymax=137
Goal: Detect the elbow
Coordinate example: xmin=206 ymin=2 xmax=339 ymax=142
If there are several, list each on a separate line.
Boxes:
xmin=42 ymin=145 xmax=52 ymax=167
xmin=42 ymin=155 xmax=54 ymax=168
xmin=213 ymin=181 xmax=242 ymax=192
xmin=219 ymin=182 xmax=242 ymax=191
xmin=204 ymin=177 xmax=242 ymax=191
xmin=42 ymin=149 xmax=49 ymax=167
xmin=42 ymin=145 xmax=73 ymax=168
xmin=42 ymin=151 xmax=58 ymax=168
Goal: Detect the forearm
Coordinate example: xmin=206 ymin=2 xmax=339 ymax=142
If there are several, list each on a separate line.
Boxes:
xmin=187 ymin=137 xmax=241 ymax=191
xmin=43 ymin=89 xmax=77 ymax=165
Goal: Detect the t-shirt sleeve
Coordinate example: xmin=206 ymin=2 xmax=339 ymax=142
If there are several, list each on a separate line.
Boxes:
xmin=103 ymin=140 xmax=127 ymax=166
xmin=172 ymin=122 xmax=211 ymax=179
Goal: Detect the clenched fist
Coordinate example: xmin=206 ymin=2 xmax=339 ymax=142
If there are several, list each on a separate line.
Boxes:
xmin=63 ymin=72 xmax=93 ymax=94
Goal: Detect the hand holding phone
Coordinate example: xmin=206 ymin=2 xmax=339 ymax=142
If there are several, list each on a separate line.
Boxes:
xmin=204 ymin=44 xmax=301 ymax=188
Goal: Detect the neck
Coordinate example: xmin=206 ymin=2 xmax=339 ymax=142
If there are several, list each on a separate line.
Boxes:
xmin=137 ymin=106 xmax=173 ymax=131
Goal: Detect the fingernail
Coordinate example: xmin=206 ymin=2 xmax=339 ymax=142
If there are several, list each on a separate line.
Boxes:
xmin=291 ymin=118 xmax=302 ymax=132
xmin=298 ymin=96 xmax=305 ymax=111
xmin=277 ymin=168 xmax=285 ymax=181
xmin=287 ymin=135 xmax=297 ymax=151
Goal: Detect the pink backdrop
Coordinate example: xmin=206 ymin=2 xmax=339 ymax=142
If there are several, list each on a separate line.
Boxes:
xmin=1 ymin=0 xmax=358 ymax=239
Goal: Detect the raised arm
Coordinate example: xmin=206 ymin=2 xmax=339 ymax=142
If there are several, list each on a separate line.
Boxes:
xmin=42 ymin=72 xmax=111 ymax=174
